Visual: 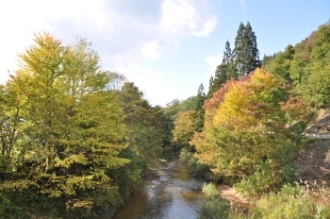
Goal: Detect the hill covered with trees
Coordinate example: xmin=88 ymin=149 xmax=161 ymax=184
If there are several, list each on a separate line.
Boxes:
xmin=171 ymin=21 xmax=330 ymax=218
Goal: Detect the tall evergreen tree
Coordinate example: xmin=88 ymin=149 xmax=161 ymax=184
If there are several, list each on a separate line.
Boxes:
xmin=207 ymin=75 xmax=214 ymax=98
xmin=208 ymin=22 xmax=260 ymax=98
xmin=194 ymin=84 xmax=206 ymax=132
xmin=223 ymin=40 xmax=232 ymax=64
xmin=208 ymin=40 xmax=232 ymax=98
xmin=233 ymin=22 xmax=260 ymax=77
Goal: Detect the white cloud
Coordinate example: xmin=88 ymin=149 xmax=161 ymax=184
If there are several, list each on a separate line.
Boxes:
xmin=193 ymin=16 xmax=218 ymax=36
xmin=206 ymin=54 xmax=222 ymax=74
xmin=142 ymin=41 xmax=162 ymax=61
xmin=161 ymin=0 xmax=197 ymax=31
xmin=0 ymin=0 xmax=218 ymax=105
xmin=116 ymin=63 xmax=173 ymax=106
xmin=161 ymin=0 xmax=217 ymax=37
xmin=205 ymin=53 xmax=222 ymax=79
xmin=0 ymin=0 xmax=107 ymax=82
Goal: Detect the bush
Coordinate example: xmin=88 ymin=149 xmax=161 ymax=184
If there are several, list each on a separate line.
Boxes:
xmin=234 ymin=157 xmax=298 ymax=196
xmin=198 ymin=198 xmax=230 ymax=219
xmin=0 ymin=193 xmax=24 ymax=219
xmin=180 ymin=148 xmax=210 ymax=178
xmin=199 ymin=183 xmax=230 ymax=219
xmin=202 ymin=183 xmax=219 ymax=200
xmin=234 ymin=167 xmax=281 ymax=196
xmin=249 ymin=184 xmax=327 ymax=219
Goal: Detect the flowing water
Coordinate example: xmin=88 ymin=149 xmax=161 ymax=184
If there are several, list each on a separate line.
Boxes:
xmin=112 ymin=160 xmax=205 ymax=219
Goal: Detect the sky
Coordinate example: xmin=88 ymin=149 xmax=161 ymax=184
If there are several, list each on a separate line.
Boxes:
xmin=0 ymin=0 xmax=329 ymax=106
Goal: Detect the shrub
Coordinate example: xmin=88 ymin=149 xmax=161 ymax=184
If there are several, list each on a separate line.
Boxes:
xmin=0 ymin=193 xmax=24 ymax=219
xmin=249 ymin=184 xmax=319 ymax=219
xmin=198 ymin=198 xmax=230 ymax=219
xmin=180 ymin=148 xmax=210 ymax=178
xmin=202 ymin=183 xmax=219 ymax=200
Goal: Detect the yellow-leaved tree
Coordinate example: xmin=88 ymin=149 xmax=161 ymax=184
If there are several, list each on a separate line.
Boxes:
xmin=172 ymin=110 xmax=196 ymax=145
xmin=191 ymin=68 xmax=308 ymax=194
xmin=0 ymin=32 xmax=131 ymax=218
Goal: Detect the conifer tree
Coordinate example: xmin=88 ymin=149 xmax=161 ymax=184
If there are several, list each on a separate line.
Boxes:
xmin=233 ymin=22 xmax=260 ymax=77
xmin=208 ymin=40 xmax=232 ymax=98
xmin=207 ymin=75 xmax=214 ymax=98
xmin=194 ymin=83 xmax=206 ymax=132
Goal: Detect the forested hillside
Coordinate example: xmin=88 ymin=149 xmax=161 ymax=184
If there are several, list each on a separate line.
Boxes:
xmin=171 ymin=21 xmax=330 ymax=218
xmin=264 ymin=22 xmax=330 ymax=108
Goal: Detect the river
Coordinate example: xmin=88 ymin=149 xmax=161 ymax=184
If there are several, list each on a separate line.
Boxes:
xmin=112 ymin=160 xmax=205 ymax=219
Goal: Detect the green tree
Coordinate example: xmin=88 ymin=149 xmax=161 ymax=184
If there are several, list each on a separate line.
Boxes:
xmin=117 ymin=82 xmax=165 ymax=163
xmin=233 ymin=22 xmax=260 ymax=77
xmin=163 ymin=96 xmax=197 ymax=148
xmin=264 ymin=45 xmax=295 ymax=83
xmin=0 ymin=77 xmax=29 ymax=175
xmin=290 ymin=22 xmax=330 ymax=108
xmin=208 ymin=40 xmax=232 ymax=98
xmin=195 ymin=84 xmax=206 ymax=132
xmin=172 ymin=110 xmax=196 ymax=145
xmin=0 ymin=32 xmax=130 ymax=217
xmin=207 ymin=75 xmax=214 ymax=98
xmin=297 ymin=63 xmax=330 ymax=108
xmin=262 ymin=53 xmax=276 ymax=67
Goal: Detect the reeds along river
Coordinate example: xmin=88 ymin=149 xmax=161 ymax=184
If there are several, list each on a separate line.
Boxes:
xmin=112 ymin=160 xmax=205 ymax=219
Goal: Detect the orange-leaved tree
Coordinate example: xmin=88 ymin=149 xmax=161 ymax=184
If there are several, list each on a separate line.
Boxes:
xmin=191 ymin=68 xmax=308 ymax=194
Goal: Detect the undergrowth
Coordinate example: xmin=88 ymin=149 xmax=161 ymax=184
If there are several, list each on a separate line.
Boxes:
xmin=199 ymin=183 xmax=330 ymax=219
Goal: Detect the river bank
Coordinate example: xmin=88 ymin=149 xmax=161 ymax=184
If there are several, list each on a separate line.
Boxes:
xmin=217 ymin=185 xmax=251 ymax=209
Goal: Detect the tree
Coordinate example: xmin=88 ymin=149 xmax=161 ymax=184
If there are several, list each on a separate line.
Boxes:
xmin=195 ymin=83 xmax=206 ymax=132
xmin=0 ymin=73 xmax=31 ymax=177
xmin=262 ymin=21 xmax=330 ymax=109
xmin=208 ymin=41 xmax=232 ymax=98
xmin=192 ymin=69 xmax=306 ymax=193
xmin=207 ymin=75 xmax=214 ymax=98
xmin=163 ymin=96 xmax=197 ymax=147
xmin=208 ymin=22 xmax=260 ymax=99
xmin=117 ymin=82 xmax=165 ymax=162
xmin=297 ymin=63 xmax=330 ymax=108
xmin=172 ymin=110 xmax=196 ymax=145
xmin=105 ymin=71 xmax=126 ymax=91
xmin=232 ymin=22 xmax=260 ymax=77
xmin=0 ymin=32 xmax=131 ymax=217
xmin=290 ymin=22 xmax=330 ymax=108
xmin=264 ymin=45 xmax=295 ymax=83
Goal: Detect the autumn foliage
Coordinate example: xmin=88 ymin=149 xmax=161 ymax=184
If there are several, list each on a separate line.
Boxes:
xmin=0 ymin=33 xmax=169 ymax=218
xmin=191 ymin=68 xmax=309 ymax=193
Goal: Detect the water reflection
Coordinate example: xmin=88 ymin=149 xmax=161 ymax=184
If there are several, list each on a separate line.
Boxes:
xmin=112 ymin=161 xmax=205 ymax=219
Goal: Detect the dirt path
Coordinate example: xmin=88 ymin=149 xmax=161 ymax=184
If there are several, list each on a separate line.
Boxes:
xmin=217 ymin=185 xmax=251 ymax=208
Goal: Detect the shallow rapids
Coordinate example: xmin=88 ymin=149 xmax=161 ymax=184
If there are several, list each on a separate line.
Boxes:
xmin=112 ymin=160 xmax=205 ymax=219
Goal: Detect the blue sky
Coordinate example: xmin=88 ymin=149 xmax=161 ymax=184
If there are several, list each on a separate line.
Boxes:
xmin=0 ymin=0 xmax=329 ymax=106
